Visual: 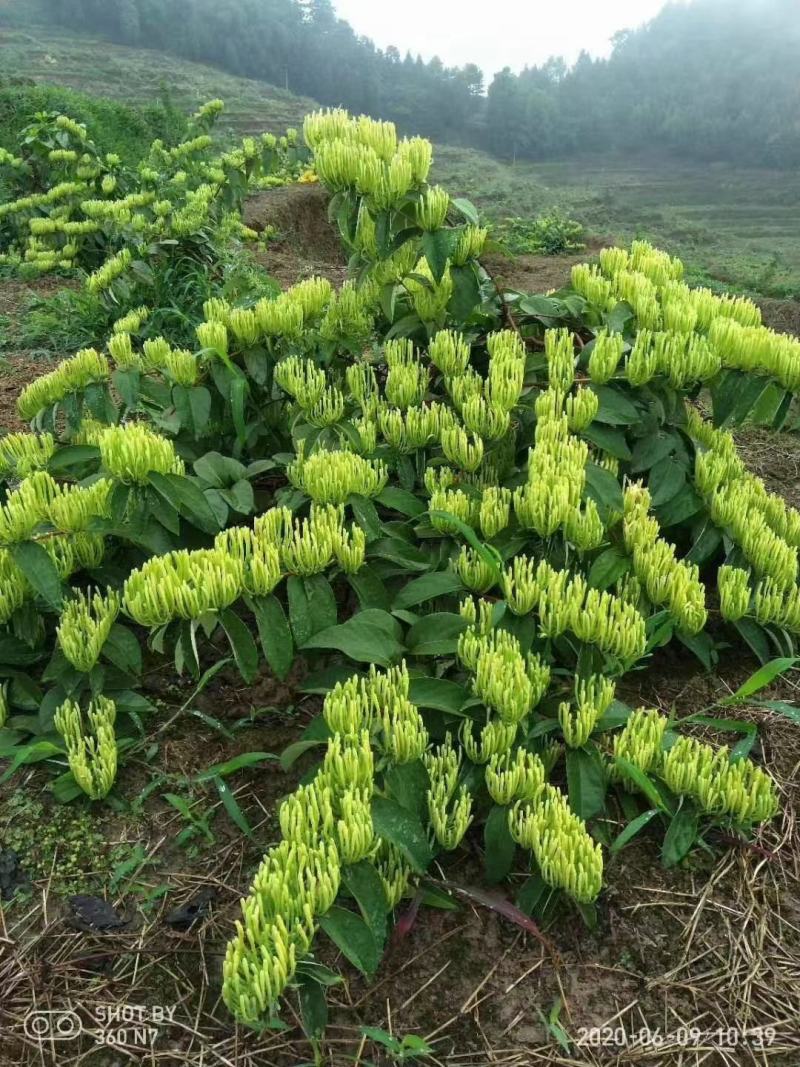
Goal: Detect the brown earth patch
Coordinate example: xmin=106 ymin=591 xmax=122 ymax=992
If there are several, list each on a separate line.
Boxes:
xmin=244 ymin=183 xmax=348 ymax=289
xmin=481 ymin=237 xmax=610 ymax=297
xmin=0 ymin=353 xmax=55 ymax=432
xmin=757 ymin=297 xmax=800 ymax=336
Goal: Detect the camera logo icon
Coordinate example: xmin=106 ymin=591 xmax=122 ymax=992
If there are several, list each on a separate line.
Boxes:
xmin=24 ymin=1010 xmax=83 ymax=1041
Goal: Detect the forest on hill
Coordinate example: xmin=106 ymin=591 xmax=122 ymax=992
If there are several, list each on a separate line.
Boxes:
xmin=5 ymin=0 xmax=800 ymax=165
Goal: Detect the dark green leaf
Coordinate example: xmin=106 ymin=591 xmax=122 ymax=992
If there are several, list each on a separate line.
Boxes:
xmin=194 ymin=751 xmax=277 ymax=781
xmin=408 ymin=676 xmax=469 ymax=714
xmin=610 ymin=809 xmax=659 ymax=853
xmin=10 ymin=541 xmax=62 ymax=610
xmin=566 ymin=747 xmax=607 ymax=820
xmin=252 ymin=594 xmax=294 ymax=680
xmin=219 ymin=609 xmax=259 ymax=683
xmin=213 ymin=776 xmax=252 ymax=837
xmin=648 ymin=456 xmax=686 ymax=507
xmin=319 ymin=906 xmax=381 ymax=976
xmin=588 ymin=547 xmax=631 ymax=590
xmin=148 ymin=472 xmax=220 ymax=534
xmin=298 ymin=972 xmax=328 ymax=1040
xmin=384 ymin=759 xmax=428 ymax=820
xmin=371 ymin=795 xmax=433 ymax=872
xmin=302 ymin=610 xmax=404 ymax=666
xmin=484 ymin=804 xmax=516 ymax=884
xmin=376 ymin=486 xmax=425 ymax=517
xmin=343 ymin=860 xmax=388 ymax=945
xmin=406 ymin=612 xmax=467 ymax=656
xmin=662 ymin=806 xmax=699 ymax=867
xmin=582 ymin=424 xmax=631 ymax=461
xmin=102 ymin=623 xmax=142 ymax=676
xmin=393 ymin=571 xmax=463 ymax=610
xmin=719 ymin=657 xmax=797 ymax=704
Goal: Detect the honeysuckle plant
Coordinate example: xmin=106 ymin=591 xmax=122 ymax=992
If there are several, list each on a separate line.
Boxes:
xmin=0 ymin=105 xmax=797 ymax=1036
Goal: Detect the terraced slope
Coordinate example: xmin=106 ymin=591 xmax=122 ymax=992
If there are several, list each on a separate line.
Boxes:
xmin=0 ymin=24 xmax=317 ymax=135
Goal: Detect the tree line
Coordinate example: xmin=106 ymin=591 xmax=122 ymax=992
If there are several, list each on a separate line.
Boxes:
xmin=16 ymin=0 xmax=800 ymax=165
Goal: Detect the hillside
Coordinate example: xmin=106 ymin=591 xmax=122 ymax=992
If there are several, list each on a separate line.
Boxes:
xmin=0 ymin=24 xmax=317 ymax=136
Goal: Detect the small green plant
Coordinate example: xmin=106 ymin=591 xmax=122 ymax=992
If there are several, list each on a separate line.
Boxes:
xmin=360 ymin=1027 xmax=434 ymax=1063
xmin=499 ymin=209 xmax=585 ymax=255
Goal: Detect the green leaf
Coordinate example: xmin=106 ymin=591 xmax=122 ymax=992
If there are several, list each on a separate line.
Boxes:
xmin=194 ymin=751 xmax=277 ymax=781
xmin=371 ymin=795 xmax=433 ymax=872
xmin=590 ymin=384 xmax=639 ymax=425
xmin=219 ymin=609 xmax=259 ymax=683
xmin=213 ymin=776 xmax=252 ymax=837
xmin=610 ymin=809 xmax=659 ymax=853
xmin=287 ymin=575 xmax=312 ymax=646
xmin=422 ymin=229 xmax=453 ymax=283
xmin=662 ymin=806 xmax=699 ymax=867
xmin=448 ymin=263 xmax=482 ymax=320
xmin=343 ymin=860 xmax=388 ymax=945
xmin=298 ymin=972 xmax=328 ymax=1040
xmin=484 ymin=804 xmax=516 ymax=884
xmin=280 ymin=738 xmax=325 ymax=771
xmin=405 ymin=612 xmax=467 ymax=656
xmin=630 ymin=432 xmax=676 ymax=472
xmin=408 ymin=676 xmax=469 ymax=714
xmin=376 ymin=486 xmax=425 ymax=517
xmin=393 ymin=571 xmax=463 ymax=610
xmin=648 ymin=456 xmax=686 ymax=507
xmin=47 ymin=444 xmax=100 ymax=474
xmin=319 ymin=906 xmax=381 ymax=976
xmin=582 ymin=424 xmax=631 ymax=461
xmin=193 ymin=452 xmax=247 ymax=488
xmin=452 ymin=197 xmax=479 ymax=225
xmin=10 ymin=541 xmax=62 ymax=610
xmin=655 ymin=483 xmax=703 ymax=527
xmin=566 ymin=747 xmax=607 ymax=820
xmin=384 ymin=759 xmax=429 ymax=819
xmin=0 ymin=740 xmax=64 ymax=784
xmin=750 ymin=699 xmax=800 ymax=725
xmin=302 ymin=610 xmax=404 ymax=666
xmin=584 ymin=462 xmax=624 ymax=515
xmin=348 ymin=566 xmax=390 ymax=610
xmin=304 ymin=574 xmax=338 ymax=633
xmin=230 ymin=375 xmax=249 ymax=445
xmin=719 ymin=656 xmax=797 ymax=705
xmin=102 ymin=623 xmax=141 ymax=676
xmin=588 ymin=547 xmax=631 ymax=590
xmin=613 ymin=757 xmax=667 ymax=811
xmin=252 ymin=595 xmax=294 ymax=681
xmin=734 ymin=618 xmax=772 ymax=665
xmin=349 ymin=493 xmax=382 ymax=541
xmin=148 ymin=471 xmax=220 ymax=534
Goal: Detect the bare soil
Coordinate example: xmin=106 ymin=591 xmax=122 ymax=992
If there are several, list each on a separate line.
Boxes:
xmin=244 ymin=183 xmax=348 ymax=289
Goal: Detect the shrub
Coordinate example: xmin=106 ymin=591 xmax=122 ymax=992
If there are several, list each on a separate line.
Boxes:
xmin=0 ymin=106 xmax=796 ymax=1036
xmin=500 ymin=209 xmax=585 ymax=255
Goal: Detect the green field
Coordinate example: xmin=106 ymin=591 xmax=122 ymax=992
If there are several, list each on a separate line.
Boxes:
xmin=433 ymin=146 xmax=800 ymax=298
xmin=0 ymin=24 xmax=316 ymax=136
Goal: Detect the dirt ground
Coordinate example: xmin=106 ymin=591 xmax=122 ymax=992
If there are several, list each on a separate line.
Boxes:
xmin=1 ymin=194 xmax=800 ymax=1065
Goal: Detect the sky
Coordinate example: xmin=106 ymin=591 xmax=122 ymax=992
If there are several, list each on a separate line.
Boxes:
xmin=331 ymin=0 xmax=672 ymax=78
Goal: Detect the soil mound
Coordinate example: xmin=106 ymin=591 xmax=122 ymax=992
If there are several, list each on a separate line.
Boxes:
xmin=243 ymin=183 xmax=347 ymax=288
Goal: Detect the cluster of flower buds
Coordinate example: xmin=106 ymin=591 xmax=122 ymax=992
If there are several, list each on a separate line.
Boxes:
xmin=479 ymin=486 xmax=512 ymax=539
xmin=462 ymin=626 xmax=551 ymax=727
xmin=0 ymin=431 xmax=55 ymax=478
xmin=500 ymin=556 xmax=646 ymax=661
xmin=374 ymin=840 xmax=413 ymax=908
xmin=623 ymin=484 xmax=707 ymax=633
xmin=407 ymin=258 xmax=453 ymax=323
xmin=0 ymin=549 xmax=29 ymax=624
xmin=288 ymin=447 xmax=388 ymax=505
xmin=453 ymin=225 xmax=488 ymax=266
xmin=751 ymin=575 xmax=800 ymax=633
xmin=196 ymin=320 xmax=229 ymax=360
xmin=259 ymin=502 xmax=365 ymax=577
xmin=610 ymin=707 xmax=668 ymax=788
xmin=545 ymin=329 xmax=576 ymax=391
xmin=384 ymin=339 xmax=428 ymax=408
xmin=625 ymin=329 xmax=719 ymax=388
xmin=485 ymin=747 xmax=547 ymax=806
xmin=415 ymin=186 xmax=450 ymax=231
xmin=662 ymin=736 xmax=779 ymax=827
xmin=425 ymin=735 xmax=473 ymax=850
xmin=320 ymin=280 xmax=377 ymax=345
xmin=0 ymin=470 xmax=110 ymax=545
xmin=709 ymin=318 xmax=800 ymax=392
xmin=379 ymin=401 xmax=454 ymax=452
xmin=214 ymin=526 xmax=283 ymax=597
xmin=559 ymin=675 xmax=615 ymax=748
xmin=691 ymin=420 xmax=799 ymax=591
xmin=717 ymin=565 xmax=751 ymax=622
xmin=54 ymin=695 xmax=118 ymax=799
xmin=57 ymin=587 xmax=120 ymax=672
xmin=429 ymin=485 xmax=480 ymax=534
xmin=429 ymin=330 xmax=471 ymax=377
xmin=96 ymin=423 xmax=184 ymax=484
xmin=124 ymin=547 xmax=244 ymax=626
xmin=17 ymin=348 xmax=109 ymax=421
xmin=87 ymin=247 xmax=132 ymax=293
xmin=509 ymin=784 xmax=603 ymax=903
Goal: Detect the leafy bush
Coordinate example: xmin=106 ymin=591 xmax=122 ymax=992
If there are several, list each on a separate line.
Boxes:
xmin=500 ymin=210 xmax=585 ymax=256
xmin=0 ymin=106 xmax=797 ymax=1036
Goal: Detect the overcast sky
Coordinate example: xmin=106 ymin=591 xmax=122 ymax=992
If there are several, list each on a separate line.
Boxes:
xmin=332 ymin=0 xmax=672 ymax=78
